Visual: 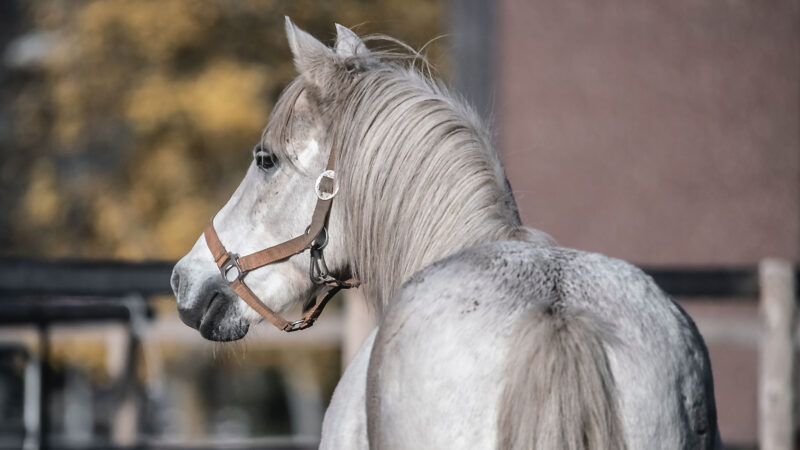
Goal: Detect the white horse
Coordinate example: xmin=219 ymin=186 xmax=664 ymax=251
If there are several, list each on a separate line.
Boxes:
xmin=171 ymin=18 xmax=721 ymax=449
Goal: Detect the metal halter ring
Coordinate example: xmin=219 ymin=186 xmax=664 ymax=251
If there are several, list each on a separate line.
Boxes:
xmin=305 ymin=226 xmax=328 ymax=250
xmin=315 ymin=170 xmax=338 ymax=201
xmin=220 ymin=254 xmax=243 ymax=283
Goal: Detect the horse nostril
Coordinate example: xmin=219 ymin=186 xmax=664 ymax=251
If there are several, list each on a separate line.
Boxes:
xmin=177 ymin=284 xmax=221 ymax=331
xmin=172 ymin=266 xmax=203 ymax=329
xmin=170 ymin=267 xmax=182 ymax=296
xmin=178 ymin=305 xmax=203 ymax=329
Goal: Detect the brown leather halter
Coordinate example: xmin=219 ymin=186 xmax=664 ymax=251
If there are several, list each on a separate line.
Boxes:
xmin=203 ymin=139 xmax=358 ymax=332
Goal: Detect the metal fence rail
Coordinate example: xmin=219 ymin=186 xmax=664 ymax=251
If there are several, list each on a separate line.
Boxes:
xmin=0 ymin=257 xmax=796 ymax=450
xmin=1 ymin=257 xmax=795 ymax=299
xmin=0 ymin=259 xmax=173 ymax=298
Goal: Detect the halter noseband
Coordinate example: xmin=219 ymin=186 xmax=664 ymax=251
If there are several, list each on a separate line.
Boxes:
xmin=203 ymin=139 xmax=358 ymax=332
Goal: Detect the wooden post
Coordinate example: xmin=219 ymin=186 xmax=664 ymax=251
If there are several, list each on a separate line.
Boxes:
xmin=759 ymin=258 xmax=797 ymax=450
xmin=342 ymin=288 xmax=375 ymax=370
xmin=280 ymin=354 xmax=323 ymax=437
xmin=110 ymin=296 xmax=148 ymax=446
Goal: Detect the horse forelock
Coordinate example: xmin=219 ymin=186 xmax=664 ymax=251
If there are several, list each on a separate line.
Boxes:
xmin=261 ymin=79 xmax=306 ymax=168
xmin=262 ymin=37 xmax=437 ymax=164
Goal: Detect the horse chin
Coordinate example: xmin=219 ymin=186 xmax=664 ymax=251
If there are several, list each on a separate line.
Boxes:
xmin=198 ymin=292 xmax=250 ymax=342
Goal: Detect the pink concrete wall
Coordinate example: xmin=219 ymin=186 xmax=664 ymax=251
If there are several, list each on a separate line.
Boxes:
xmin=497 ymin=0 xmax=799 ymax=265
xmin=496 ymin=1 xmax=799 ymax=446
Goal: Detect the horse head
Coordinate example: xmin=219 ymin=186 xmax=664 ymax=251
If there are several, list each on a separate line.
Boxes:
xmin=171 ymin=19 xmax=366 ymax=341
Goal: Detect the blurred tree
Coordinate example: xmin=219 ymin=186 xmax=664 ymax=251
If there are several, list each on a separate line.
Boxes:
xmin=0 ymin=0 xmax=446 ymax=259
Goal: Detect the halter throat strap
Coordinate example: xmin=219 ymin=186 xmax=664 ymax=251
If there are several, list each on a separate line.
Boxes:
xmin=203 ymin=138 xmax=358 ymax=332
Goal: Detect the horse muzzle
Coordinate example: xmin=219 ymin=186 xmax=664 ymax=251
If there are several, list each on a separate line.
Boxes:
xmin=172 ymin=264 xmax=250 ymax=342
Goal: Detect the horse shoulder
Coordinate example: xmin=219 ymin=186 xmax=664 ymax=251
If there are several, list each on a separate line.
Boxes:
xmin=366 ymin=241 xmax=553 ymax=448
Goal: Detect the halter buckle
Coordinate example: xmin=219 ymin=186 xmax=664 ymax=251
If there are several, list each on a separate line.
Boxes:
xmin=315 ymin=170 xmax=338 ymax=200
xmin=220 ymin=253 xmax=244 ymax=283
xmin=284 ymin=319 xmax=312 ymax=332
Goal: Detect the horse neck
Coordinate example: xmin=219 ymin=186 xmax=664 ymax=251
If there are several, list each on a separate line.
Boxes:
xmin=337 ymin=108 xmax=529 ymax=316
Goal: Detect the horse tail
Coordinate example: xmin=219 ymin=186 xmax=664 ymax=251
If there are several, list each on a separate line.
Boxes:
xmin=497 ymin=302 xmax=627 ymax=450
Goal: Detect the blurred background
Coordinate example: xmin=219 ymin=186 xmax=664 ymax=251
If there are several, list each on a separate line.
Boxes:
xmin=0 ymin=0 xmax=796 ymax=449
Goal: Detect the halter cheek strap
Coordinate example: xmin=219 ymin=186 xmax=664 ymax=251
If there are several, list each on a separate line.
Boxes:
xmin=203 ymin=139 xmax=358 ymax=332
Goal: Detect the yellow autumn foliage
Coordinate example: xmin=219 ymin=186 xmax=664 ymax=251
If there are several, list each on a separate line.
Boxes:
xmin=23 ymin=160 xmax=63 ymax=226
xmin=5 ymin=0 xmax=445 ymax=260
xmin=126 ymin=61 xmax=270 ymax=136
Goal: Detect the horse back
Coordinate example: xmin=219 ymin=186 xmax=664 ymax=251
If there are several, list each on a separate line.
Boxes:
xmin=366 ymin=240 xmax=719 ymax=449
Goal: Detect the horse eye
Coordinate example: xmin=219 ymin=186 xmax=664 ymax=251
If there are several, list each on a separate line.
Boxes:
xmin=253 ymin=144 xmax=277 ymax=172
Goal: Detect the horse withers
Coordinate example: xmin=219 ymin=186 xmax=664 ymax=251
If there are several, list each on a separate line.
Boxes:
xmin=171 ymin=18 xmax=721 ymax=449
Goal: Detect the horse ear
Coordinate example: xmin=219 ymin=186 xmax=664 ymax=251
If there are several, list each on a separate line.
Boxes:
xmin=284 ymin=17 xmax=335 ymax=86
xmin=335 ymin=24 xmax=369 ymax=58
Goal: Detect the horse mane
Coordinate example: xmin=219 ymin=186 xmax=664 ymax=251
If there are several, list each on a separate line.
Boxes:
xmin=265 ymin=38 xmax=551 ymax=314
